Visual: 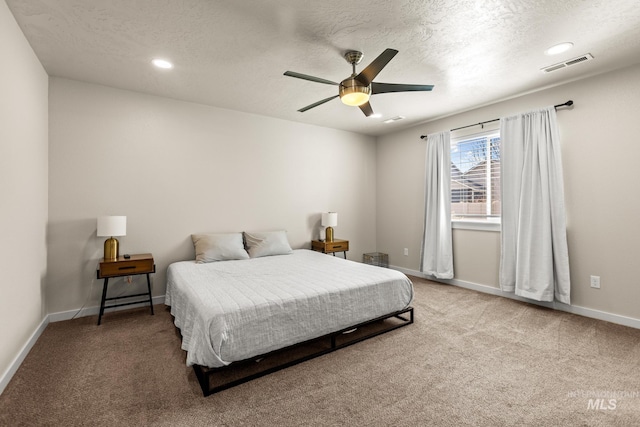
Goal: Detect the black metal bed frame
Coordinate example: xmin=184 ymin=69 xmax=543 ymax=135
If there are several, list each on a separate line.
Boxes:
xmin=193 ymin=306 xmax=414 ymax=396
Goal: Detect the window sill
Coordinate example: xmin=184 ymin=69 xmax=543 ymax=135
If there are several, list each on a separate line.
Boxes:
xmin=451 ymin=219 xmax=501 ymax=232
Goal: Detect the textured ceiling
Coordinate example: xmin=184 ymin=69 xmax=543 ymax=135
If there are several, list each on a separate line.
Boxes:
xmin=6 ymin=0 xmax=640 ymax=136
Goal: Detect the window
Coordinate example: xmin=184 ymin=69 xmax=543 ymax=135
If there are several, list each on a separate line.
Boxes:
xmin=450 ymin=129 xmax=501 ymax=225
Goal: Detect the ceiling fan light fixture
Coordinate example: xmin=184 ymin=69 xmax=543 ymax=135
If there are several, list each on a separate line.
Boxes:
xmin=284 ymin=48 xmax=434 ymax=116
xmin=341 ymin=91 xmax=370 ymax=106
xmin=339 ymin=78 xmax=371 ymax=106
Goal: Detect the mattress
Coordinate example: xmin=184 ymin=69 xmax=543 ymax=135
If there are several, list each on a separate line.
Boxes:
xmin=165 ymin=249 xmax=414 ymax=368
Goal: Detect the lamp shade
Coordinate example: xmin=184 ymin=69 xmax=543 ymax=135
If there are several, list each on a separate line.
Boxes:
xmin=97 ymin=216 xmax=126 ymax=237
xmin=321 ymin=212 xmax=338 ymax=227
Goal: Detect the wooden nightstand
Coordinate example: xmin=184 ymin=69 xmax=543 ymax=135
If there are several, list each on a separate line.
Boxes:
xmin=311 ymin=239 xmax=349 ymax=259
xmin=96 ymin=253 xmax=155 ymax=325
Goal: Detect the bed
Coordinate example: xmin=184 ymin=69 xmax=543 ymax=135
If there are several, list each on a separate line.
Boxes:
xmin=165 ymin=235 xmax=414 ymax=395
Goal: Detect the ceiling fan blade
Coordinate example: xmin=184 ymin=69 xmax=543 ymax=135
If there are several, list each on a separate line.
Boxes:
xmin=298 ymin=95 xmax=340 ymax=112
xmin=372 ymin=82 xmax=434 ymax=94
xmin=356 ymin=49 xmax=399 ymax=85
xmin=284 ymin=71 xmax=339 ymax=86
xmin=358 ymin=101 xmax=374 ymax=117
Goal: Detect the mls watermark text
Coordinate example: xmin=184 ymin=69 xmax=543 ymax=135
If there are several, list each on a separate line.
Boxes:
xmin=567 ymin=389 xmax=639 ymax=411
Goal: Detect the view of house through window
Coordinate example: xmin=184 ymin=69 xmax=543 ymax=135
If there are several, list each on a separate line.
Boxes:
xmin=451 ymin=130 xmax=501 ymax=221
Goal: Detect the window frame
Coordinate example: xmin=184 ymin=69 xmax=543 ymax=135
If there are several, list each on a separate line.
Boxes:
xmin=450 ymin=124 xmax=501 ymax=232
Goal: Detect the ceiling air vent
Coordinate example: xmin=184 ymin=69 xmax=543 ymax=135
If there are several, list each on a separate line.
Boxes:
xmin=541 ymin=53 xmax=594 ymax=73
xmin=383 ymin=116 xmax=405 ymax=124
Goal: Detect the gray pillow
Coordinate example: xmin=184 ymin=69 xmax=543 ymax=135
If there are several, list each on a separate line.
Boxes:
xmin=191 ymin=233 xmax=249 ymax=263
xmin=244 ymin=230 xmax=293 ymax=258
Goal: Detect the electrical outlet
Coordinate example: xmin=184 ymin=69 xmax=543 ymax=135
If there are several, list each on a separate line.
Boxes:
xmin=590 ymin=275 xmax=600 ymax=289
xmin=403 ymin=248 xmax=409 ymax=256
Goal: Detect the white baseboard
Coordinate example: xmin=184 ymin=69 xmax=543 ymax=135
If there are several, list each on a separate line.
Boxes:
xmin=48 ymin=295 xmax=166 ymax=323
xmin=0 ymin=316 xmax=49 ymax=396
xmin=0 ymin=295 xmax=166 ymax=396
xmin=392 ymin=265 xmax=640 ymax=330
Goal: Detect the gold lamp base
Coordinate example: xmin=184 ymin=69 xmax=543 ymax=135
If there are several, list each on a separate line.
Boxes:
xmin=103 ymin=237 xmax=119 ymax=261
xmin=325 ymin=227 xmax=334 ymax=242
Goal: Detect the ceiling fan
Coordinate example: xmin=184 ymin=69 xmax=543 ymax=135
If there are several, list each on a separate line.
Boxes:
xmin=284 ymin=48 xmax=434 ymax=117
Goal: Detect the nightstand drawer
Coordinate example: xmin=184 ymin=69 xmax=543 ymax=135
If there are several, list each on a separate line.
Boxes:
xmin=326 ymin=241 xmax=349 ymax=251
xmin=98 ymin=254 xmax=154 ymax=278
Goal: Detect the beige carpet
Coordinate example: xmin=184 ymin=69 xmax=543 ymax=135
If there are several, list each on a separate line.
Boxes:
xmin=2 ymin=277 xmax=639 ymax=426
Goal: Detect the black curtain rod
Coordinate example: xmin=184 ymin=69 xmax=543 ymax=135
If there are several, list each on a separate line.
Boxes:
xmin=420 ymin=100 xmax=574 ymax=139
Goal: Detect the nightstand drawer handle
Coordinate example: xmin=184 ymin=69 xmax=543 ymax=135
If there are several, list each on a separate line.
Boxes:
xmin=118 ymin=266 xmax=137 ymax=270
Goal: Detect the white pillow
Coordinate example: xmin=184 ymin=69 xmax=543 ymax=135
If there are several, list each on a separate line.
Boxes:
xmin=191 ymin=233 xmax=249 ymax=263
xmin=243 ymin=230 xmax=293 ymax=258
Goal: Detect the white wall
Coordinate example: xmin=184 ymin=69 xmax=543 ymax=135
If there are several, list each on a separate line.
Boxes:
xmin=48 ymin=78 xmax=377 ymax=314
xmin=0 ymin=0 xmax=49 ymax=386
xmin=377 ymin=62 xmax=640 ymax=321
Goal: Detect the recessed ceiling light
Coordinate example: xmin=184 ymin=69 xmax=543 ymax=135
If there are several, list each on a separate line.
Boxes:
xmin=152 ymin=58 xmax=173 ymax=69
xmin=545 ymin=42 xmax=574 ymax=56
xmin=369 ymin=113 xmax=382 ymax=119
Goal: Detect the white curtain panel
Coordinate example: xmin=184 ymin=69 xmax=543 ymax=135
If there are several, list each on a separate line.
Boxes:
xmin=499 ymin=107 xmax=570 ymax=304
xmin=421 ymin=131 xmax=454 ymax=279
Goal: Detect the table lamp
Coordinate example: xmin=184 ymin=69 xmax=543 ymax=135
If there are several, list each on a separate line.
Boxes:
xmin=97 ymin=216 xmax=126 ymax=261
xmin=322 ymin=212 xmax=338 ymax=242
